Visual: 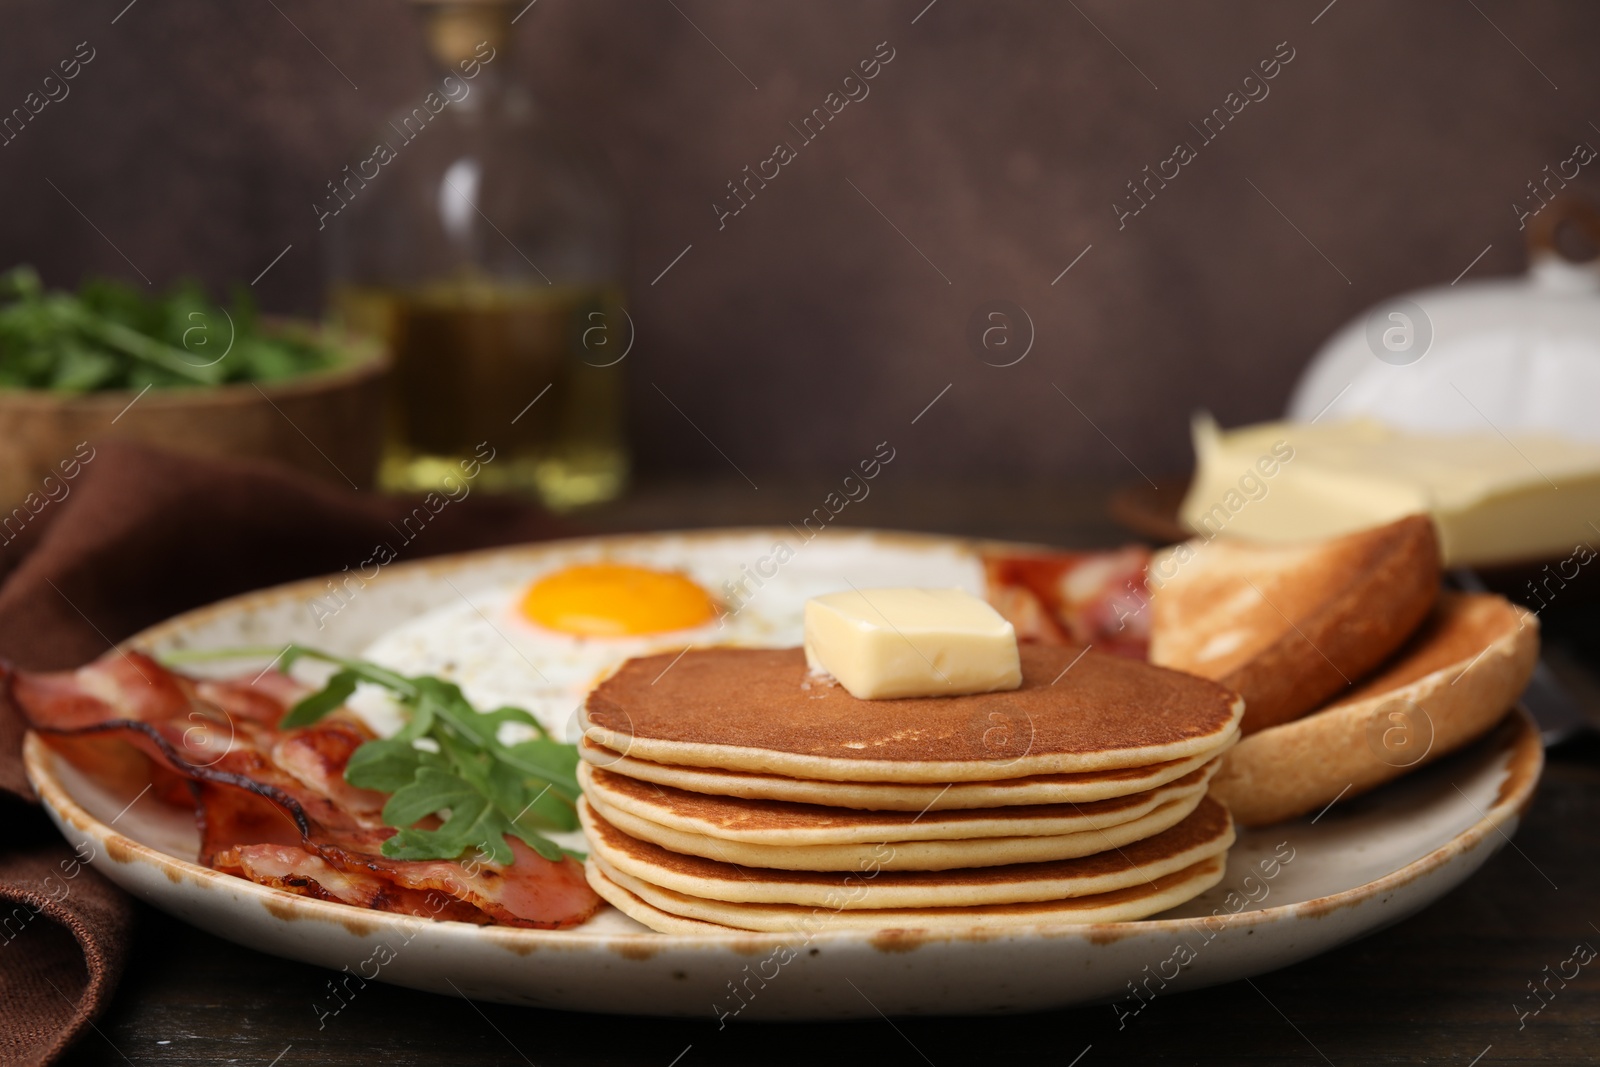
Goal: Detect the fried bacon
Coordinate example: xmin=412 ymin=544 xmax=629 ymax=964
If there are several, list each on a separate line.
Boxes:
xmin=213 ymin=843 xmax=490 ymax=923
xmin=982 ymin=546 xmax=1152 ymax=658
xmin=6 ymin=651 xmax=600 ymax=930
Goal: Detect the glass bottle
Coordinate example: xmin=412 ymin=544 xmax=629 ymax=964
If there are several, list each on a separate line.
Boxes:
xmin=327 ymin=0 xmax=629 ymax=509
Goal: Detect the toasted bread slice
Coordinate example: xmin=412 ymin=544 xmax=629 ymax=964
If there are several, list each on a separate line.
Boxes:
xmin=1148 ymin=514 xmax=1441 ymax=734
xmin=1208 ymin=592 xmax=1538 ymax=825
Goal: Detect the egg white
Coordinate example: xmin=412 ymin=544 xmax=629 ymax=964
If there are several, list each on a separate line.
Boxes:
xmin=349 ymin=564 xmax=821 ymax=741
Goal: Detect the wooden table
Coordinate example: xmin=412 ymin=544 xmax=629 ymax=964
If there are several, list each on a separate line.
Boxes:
xmin=59 ymin=479 xmax=1600 ymax=1066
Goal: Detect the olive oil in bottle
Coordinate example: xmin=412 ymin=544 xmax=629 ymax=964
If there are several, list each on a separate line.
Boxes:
xmin=327 ymin=0 xmax=628 ymax=509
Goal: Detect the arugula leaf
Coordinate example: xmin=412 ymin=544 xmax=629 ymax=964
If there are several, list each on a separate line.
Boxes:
xmin=493 ymin=706 xmax=552 ymax=740
xmin=504 ymin=737 xmax=580 ymax=790
xmin=280 ymin=668 xmax=360 ymax=728
xmin=342 ymin=738 xmax=427 ymax=792
xmin=381 ymin=768 xmax=481 ymax=830
xmin=0 ymin=265 xmax=339 ymax=393
xmin=383 ymin=798 xmax=504 ymax=864
xmin=273 ymin=645 xmax=582 ymax=865
xmin=279 ymin=646 xmax=415 ymax=695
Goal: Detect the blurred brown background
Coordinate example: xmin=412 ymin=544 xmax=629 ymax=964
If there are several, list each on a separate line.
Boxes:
xmin=3 ymin=0 xmax=1599 ymax=485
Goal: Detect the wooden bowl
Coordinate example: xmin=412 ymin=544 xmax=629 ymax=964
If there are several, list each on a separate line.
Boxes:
xmin=0 ymin=324 xmax=388 ymax=512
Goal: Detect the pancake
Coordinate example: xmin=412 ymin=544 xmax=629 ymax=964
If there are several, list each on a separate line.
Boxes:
xmin=585 ymin=795 xmax=1235 ymax=908
xmin=578 ymin=760 xmax=1219 ymax=845
xmin=586 ymin=865 xmax=733 ymax=935
xmin=578 ymin=790 xmax=1206 ymax=872
xmin=581 ymin=645 xmax=1243 ymax=782
xmin=578 ymin=736 xmax=1231 ymax=809
xmin=586 ymin=852 xmax=1228 ymax=932
xmin=1209 ymin=592 xmax=1538 ymax=825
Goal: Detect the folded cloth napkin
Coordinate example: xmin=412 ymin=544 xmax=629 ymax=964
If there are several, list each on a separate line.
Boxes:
xmin=0 ymin=442 xmax=569 ymax=1067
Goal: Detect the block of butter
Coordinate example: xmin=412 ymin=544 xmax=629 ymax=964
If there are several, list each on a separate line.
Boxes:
xmin=1182 ymin=414 xmax=1600 ymax=566
xmin=803 ymin=588 xmax=1022 ymax=700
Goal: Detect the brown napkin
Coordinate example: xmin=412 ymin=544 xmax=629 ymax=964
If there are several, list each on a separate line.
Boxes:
xmin=0 ymin=442 xmax=569 ymax=1067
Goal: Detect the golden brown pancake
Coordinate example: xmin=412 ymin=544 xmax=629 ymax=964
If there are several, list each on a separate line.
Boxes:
xmin=578 ymin=737 xmax=1230 ymax=809
xmin=584 ymin=794 xmax=1235 ymax=908
xmin=578 ymin=760 xmax=1217 ymax=844
xmin=579 ymin=791 xmax=1206 ymax=872
xmin=587 ymin=852 xmax=1228 ymax=932
xmin=582 ymin=645 xmax=1242 ymax=782
xmin=1149 ymin=514 xmax=1440 ymax=734
xmin=1210 ymin=592 xmax=1537 ymax=825
xmin=585 ymin=866 xmax=732 ymax=935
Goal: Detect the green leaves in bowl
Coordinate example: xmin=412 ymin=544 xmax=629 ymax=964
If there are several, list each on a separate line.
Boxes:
xmin=0 ymin=265 xmax=338 ymax=392
xmin=278 ymin=647 xmax=582 ymax=866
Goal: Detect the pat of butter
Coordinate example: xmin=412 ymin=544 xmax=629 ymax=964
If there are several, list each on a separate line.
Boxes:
xmin=803 ymin=588 xmax=1022 ymax=700
xmin=1182 ymin=414 xmax=1600 ymax=567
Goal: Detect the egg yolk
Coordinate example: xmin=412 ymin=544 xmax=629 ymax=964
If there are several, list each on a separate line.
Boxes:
xmin=519 ymin=563 xmax=718 ymax=637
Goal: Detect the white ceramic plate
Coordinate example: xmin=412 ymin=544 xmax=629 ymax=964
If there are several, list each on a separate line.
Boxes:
xmin=23 ymin=529 xmax=1543 ymax=1020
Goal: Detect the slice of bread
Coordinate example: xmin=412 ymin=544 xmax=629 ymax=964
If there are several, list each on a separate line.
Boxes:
xmin=1208 ymin=592 xmax=1538 ymax=825
xmin=1148 ymin=514 xmax=1441 ymax=734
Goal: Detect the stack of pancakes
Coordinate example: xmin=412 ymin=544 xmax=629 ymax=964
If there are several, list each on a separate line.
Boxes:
xmin=576 ymin=645 xmax=1243 ymax=933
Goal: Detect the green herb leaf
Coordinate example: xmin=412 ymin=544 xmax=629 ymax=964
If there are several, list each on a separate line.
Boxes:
xmin=279 ymin=646 xmax=415 ymax=696
xmin=492 ymin=705 xmax=552 ymax=740
xmin=280 ymin=667 xmax=360 ymax=728
xmin=505 ymin=822 xmax=567 ymax=863
xmin=504 ymin=738 xmax=581 ymax=805
xmin=381 ymin=768 xmax=481 ymax=830
xmin=0 ymin=266 xmax=339 ymax=394
xmin=270 ymin=646 xmax=582 ymax=865
xmin=342 ymin=738 xmax=425 ymax=792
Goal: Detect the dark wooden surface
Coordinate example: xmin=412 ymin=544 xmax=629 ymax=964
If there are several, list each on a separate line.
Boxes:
xmin=56 ymin=479 xmax=1600 ymax=1066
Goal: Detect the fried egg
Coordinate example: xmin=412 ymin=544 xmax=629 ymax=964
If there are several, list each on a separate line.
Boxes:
xmin=350 ymin=558 xmax=813 ymax=740
xmin=347 ymin=535 xmax=988 ymax=742
xmin=519 ymin=562 xmax=719 ymax=637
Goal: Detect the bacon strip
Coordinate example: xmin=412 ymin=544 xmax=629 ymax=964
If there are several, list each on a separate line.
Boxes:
xmin=6 ymin=651 xmax=600 ymax=930
xmin=212 ymin=844 xmax=490 ymax=924
xmin=983 ymin=546 xmax=1152 ymax=658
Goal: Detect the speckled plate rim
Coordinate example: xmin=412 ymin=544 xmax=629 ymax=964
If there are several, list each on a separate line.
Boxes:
xmin=24 ymin=527 xmax=1545 ymax=958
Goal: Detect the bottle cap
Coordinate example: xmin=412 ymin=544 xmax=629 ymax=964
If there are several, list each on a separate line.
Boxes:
xmin=415 ymin=0 xmax=513 ymax=68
